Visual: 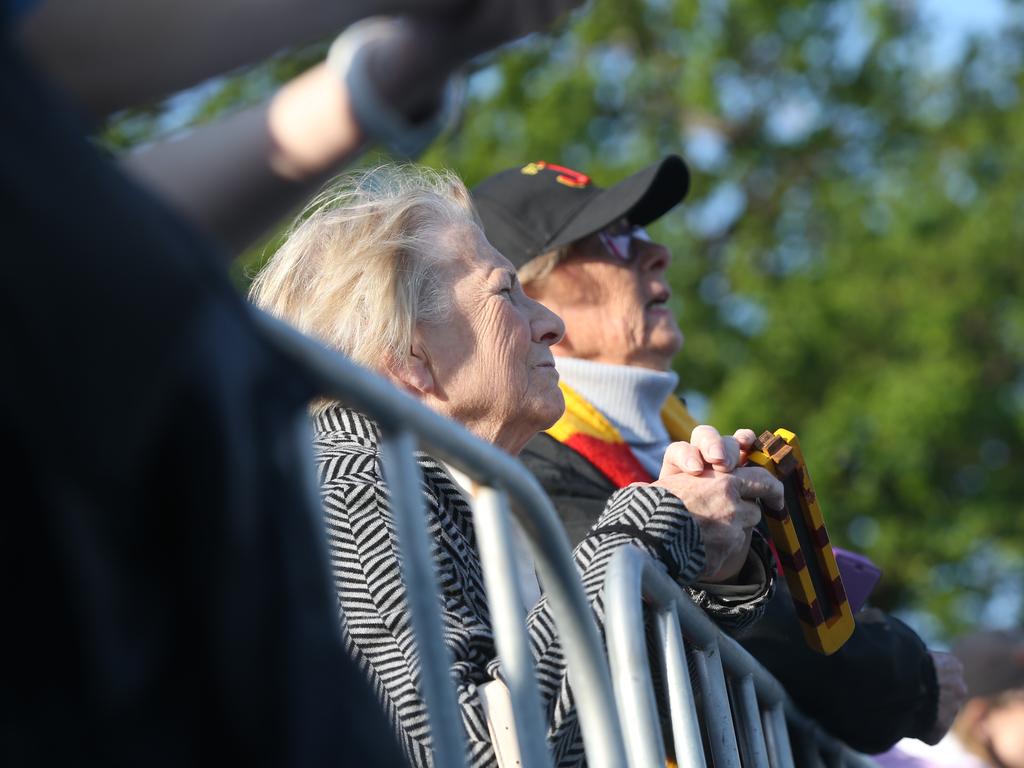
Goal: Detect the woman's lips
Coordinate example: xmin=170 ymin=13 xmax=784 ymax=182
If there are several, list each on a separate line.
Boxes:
xmin=645 ymin=286 xmax=671 ymax=310
xmin=535 ymin=361 xmax=559 ymax=375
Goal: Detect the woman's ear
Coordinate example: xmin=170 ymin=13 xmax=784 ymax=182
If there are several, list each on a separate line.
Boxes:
xmin=386 ymin=339 xmax=435 ymax=397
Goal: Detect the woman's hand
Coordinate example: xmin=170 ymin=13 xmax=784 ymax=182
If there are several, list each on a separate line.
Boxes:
xmin=652 ymin=425 xmax=782 ymax=582
xmin=663 ymin=424 xmax=759 ymax=475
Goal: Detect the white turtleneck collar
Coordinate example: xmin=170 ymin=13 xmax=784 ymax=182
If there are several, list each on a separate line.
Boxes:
xmin=554 ymin=357 xmax=678 ymax=478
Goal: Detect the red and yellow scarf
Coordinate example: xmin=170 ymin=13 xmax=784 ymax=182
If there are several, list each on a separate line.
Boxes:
xmin=546 ymin=382 xmax=699 ymax=488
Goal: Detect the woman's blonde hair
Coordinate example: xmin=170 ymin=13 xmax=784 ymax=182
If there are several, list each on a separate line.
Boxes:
xmin=250 ymin=164 xmax=479 ymax=369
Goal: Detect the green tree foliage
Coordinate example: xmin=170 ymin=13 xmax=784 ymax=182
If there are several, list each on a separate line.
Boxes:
xmin=103 ymin=0 xmax=1024 ymax=637
xmin=439 ymin=0 xmax=1024 ymax=637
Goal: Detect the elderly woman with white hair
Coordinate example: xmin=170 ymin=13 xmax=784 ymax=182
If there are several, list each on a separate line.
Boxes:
xmin=251 ymin=165 xmax=780 ymax=768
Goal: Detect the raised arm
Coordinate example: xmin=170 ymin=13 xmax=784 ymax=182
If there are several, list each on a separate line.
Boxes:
xmin=117 ymin=62 xmax=364 ymax=253
xmin=18 ymin=0 xmax=581 ymax=253
xmin=15 ymin=0 xmax=454 ymax=117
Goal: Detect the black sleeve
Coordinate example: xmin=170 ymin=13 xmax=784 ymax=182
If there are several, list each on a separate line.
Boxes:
xmin=728 ymin=570 xmax=938 ymax=754
xmin=519 ymin=434 xmax=619 ymax=547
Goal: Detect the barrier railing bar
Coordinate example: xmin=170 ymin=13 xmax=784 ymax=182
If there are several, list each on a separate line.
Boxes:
xmin=762 ymin=704 xmax=780 ymax=768
xmin=764 ymin=703 xmax=796 ymax=768
xmin=655 ymin=603 xmax=706 ymax=768
xmin=604 ymin=547 xmax=667 ymax=768
xmin=253 ymin=309 xmax=628 ymax=767
xmin=606 ymin=546 xmax=880 ymax=768
xmin=697 ymin=640 xmax=742 ymax=768
xmin=469 ymin=485 xmax=551 ymax=768
xmin=379 ymin=430 xmax=468 ymax=768
xmin=731 ymin=674 xmax=770 ymax=768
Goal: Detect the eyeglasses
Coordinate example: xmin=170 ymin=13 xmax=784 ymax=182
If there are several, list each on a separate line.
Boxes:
xmin=597 ymin=219 xmax=652 ymax=262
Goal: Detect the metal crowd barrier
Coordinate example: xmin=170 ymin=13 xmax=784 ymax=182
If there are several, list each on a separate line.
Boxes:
xmin=605 ymin=545 xmax=879 ymax=768
xmin=256 ymin=308 xmax=879 ymax=768
xmin=255 ymin=309 xmax=628 ymax=768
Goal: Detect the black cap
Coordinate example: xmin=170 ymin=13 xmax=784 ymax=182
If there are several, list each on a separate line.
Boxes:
xmin=471 ymin=156 xmax=691 ymax=270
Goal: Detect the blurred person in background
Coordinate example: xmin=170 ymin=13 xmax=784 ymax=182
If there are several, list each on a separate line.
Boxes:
xmin=250 ymin=163 xmax=782 ymax=767
xmin=2 ymin=1 xmax=578 ymax=764
xmin=471 ymin=156 xmax=968 ymax=754
xmin=877 ymin=628 xmax=1024 ymax=768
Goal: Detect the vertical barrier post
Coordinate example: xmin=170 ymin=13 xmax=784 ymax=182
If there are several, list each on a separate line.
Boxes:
xmin=605 ymin=548 xmax=668 ymax=768
xmin=379 ymin=430 xmax=468 ymax=768
xmin=691 ymin=642 xmax=742 ymax=768
xmin=764 ymin=703 xmax=796 ymax=768
xmin=470 ymin=485 xmax=551 ymax=768
xmin=655 ymin=603 xmax=706 ymax=768
xmin=730 ymin=674 xmax=770 ymax=768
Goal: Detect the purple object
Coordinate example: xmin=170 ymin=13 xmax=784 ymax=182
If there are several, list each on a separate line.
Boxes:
xmin=833 ymin=547 xmax=882 ymax=612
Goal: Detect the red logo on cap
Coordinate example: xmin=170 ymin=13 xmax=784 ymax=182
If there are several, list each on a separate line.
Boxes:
xmin=520 ymin=161 xmax=591 ymax=189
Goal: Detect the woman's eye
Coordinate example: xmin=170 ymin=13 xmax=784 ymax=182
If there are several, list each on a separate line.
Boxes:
xmin=499 ymin=286 xmax=513 ymax=297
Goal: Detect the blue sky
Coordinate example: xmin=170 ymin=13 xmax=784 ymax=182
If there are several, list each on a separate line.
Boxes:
xmin=919 ymin=0 xmax=1019 ymax=70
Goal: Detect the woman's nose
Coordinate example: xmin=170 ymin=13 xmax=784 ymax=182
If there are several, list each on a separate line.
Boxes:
xmin=530 ymin=298 xmax=565 ymax=346
xmin=637 ymin=240 xmax=671 ymax=273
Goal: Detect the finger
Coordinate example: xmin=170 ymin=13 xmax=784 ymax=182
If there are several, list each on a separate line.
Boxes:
xmin=716 ymin=436 xmax=742 ymax=472
xmin=733 ymin=428 xmax=757 ymax=448
xmin=732 ymin=466 xmax=785 ymax=511
xmin=733 ymin=428 xmax=757 ymax=461
xmin=690 ymin=424 xmax=727 ymax=467
xmin=661 ymin=440 xmax=707 ymax=477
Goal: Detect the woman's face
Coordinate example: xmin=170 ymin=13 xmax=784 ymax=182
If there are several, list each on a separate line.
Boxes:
xmin=526 ymin=230 xmax=683 ymax=371
xmin=414 ymin=223 xmax=565 ymax=454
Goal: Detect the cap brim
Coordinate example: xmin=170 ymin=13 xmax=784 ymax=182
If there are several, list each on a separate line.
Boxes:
xmin=546 ymin=155 xmax=690 ymax=250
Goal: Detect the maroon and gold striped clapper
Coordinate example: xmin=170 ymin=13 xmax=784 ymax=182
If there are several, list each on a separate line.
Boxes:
xmin=748 ymin=429 xmax=855 ymax=655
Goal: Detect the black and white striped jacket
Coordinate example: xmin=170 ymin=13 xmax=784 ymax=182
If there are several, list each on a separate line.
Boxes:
xmin=313 ymin=404 xmax=771 ymax=767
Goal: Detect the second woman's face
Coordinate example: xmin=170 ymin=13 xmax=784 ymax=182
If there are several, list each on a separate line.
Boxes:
xmin=417 ymin=223 xmax=565 ymax=454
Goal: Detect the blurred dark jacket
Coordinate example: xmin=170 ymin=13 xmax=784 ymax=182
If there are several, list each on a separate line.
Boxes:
xmin=521 ymin=427 xmax=939 ymax=753
xmin=1 ymin=26 xmax=405 ymax=767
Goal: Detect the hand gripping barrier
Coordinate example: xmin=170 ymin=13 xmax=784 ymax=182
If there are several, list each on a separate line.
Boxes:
xmin=253 ymin=309 xmax=628 ymax=768
xmin=604 ymin=545 xmax=880 ymax=768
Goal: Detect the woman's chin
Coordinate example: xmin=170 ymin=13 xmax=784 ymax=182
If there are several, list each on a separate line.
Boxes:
xmin=491 ymin=387 xmax=565 ymax=455
xmin=532 ymin=388 xmax=567 ymax=432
